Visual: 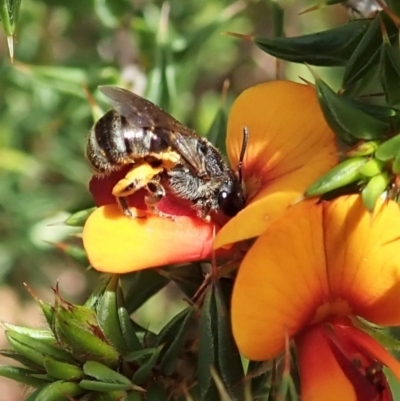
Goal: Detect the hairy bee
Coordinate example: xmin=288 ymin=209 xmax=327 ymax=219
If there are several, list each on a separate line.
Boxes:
xmin=86 ymin=86 xmax=246 ymax=219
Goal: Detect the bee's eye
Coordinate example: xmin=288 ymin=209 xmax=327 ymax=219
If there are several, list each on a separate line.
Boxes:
xmin=197 ymin=140 xmax=208 ymax=155
xmin=217 ymin=186 xmax=245 ymax=217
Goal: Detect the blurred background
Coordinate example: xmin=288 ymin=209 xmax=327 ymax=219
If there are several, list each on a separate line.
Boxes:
xmin=0 ymin=0 xmax=352 ymax=398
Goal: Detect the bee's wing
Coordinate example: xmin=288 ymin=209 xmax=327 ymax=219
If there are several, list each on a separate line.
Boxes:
xmin=99 ymin=86 xmax=207 ymax=174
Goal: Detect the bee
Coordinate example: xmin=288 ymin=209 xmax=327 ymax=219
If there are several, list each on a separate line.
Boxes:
xmin=86 ymin=86 xmax=247 ymax=220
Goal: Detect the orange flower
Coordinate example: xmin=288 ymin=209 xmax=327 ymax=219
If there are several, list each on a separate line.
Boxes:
xmin=83 ymin=81 xmax=337 ymax=273
xmin=232 ymin=195 xmax=400 ymax=401
xmin=214 ymin=80 xmax=337 ymax=248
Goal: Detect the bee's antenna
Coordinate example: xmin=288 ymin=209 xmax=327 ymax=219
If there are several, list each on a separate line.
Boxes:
xmin=238 ymin=126 xmax=249 ymax=184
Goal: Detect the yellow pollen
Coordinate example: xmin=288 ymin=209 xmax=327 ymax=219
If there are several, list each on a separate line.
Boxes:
xmin=311 ymin=298 xmax=353 ymax=325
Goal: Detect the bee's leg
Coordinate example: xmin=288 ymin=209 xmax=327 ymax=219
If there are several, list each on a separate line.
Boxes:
xmin=193 ymin=200 xmax=212 ymax=222
xmin=112 ymin=162 xmax=163 ymax=218
xmin=116 ymin=196 xmax=144 ymax=218
xmin=145 ymin=181 xmax=174 ymax=219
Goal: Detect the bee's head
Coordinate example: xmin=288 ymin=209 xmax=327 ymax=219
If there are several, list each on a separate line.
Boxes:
xmin=217 ymin=175 xmax=245 ymax=217
xmin=217 ymin=126 xmax=248 ymax=217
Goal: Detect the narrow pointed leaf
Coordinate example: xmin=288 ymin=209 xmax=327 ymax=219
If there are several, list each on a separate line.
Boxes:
xmin=35 ymin=381 xmax=84 ymax=401
xmin=65 ymin=208 xmax=96 ymax=227
xmin=163 ymin=264 xmax=205 ymax=299
xmin=3 ymin=324 xmax=54 ymax=341
xmin=122 ymin=270 xmax=169 ymax=313
xmin=83 ymin=361 xmax=129 ymax=385
xmin=131 ymin=345 xmax=163 ymax=385
xmin=97 ymin=275 xmax=130 ymax=354
xmin=124 ymin=347 xmax=157 ymax=363
xmin=43 ymin=358 xmax=83 ymax=381
xmin=0 ymin=349 xmax=44 ymax=371
xmin=342 ymin=14 xmax=382 ymax=88
xmin=0 ymin=366 xmax=50 ymax=387
xmin=5 ymin=331 xmax=75 ymax=367
xmin=84 ymin=274 xmax=113 ymax=310
xmin=117 ymin=287 xmax=142 ymax=353
xmin=207 ymin=107 xmax=228 ymax=157
xmin=158 ymin=307 xmax=196 ymax=375
xmin=0 ymin=0 xmax=16 ymax=36
xmin=316 ymin=79 xmax=390 ymax=143
xmin=305 ymin=157 xmax=367 ymax=197
xmin=375 ymin=133 xmax=400 ymax=161
xmin=253 ymin=20 xmax=370 ymax=66
xmin=361 ymin=172 xmax=389 ymax=211
xmin=214 ymin=283 xmax=244 ymax=400
xmin=198 ymin=286 xmax=218 ymax=401
xmin=91 ymin=390 xmax=130 ymax=401
xmin=393 ymin=153 xmax=400 ymax=173
xmin=272 ymin=2 xmax=284 ymax=38
xmin=381 ymin=41 xmax=400 ymax=106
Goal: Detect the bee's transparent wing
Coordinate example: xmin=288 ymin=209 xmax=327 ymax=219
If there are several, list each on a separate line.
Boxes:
xmin=99 ymin=86 xmax=207 ymax=175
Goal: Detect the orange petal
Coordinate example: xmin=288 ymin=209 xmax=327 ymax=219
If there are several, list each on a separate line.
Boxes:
xmin=215 ymin=81 xmax=337 ymax=247
xmin=333 ymin=322 xmax=400 ymax=382
xmin=232 ymin=195 xmax=400 ymax=361
xmin=82 ymin=205 xmax=215 ymax=273
xmin=297 ymin=324 xmax=357 ymax=401
xmin=231 ymin=199 xmax=328 ymax=360
xmin=322 ymin=196 xmax=400 ymax=325
xmin=214 ymin=149 xmax=334 ymax=248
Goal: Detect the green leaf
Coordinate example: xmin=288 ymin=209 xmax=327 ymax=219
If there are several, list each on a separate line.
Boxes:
xmin=117 ymin=287 xmax=143 ymax=353
xmin=342 ymin=14 xmax=382 ymax=88
xmin=91 ymin=390 xmax=130 ymax=401
xmin=207 ymin=106 xmax=228 ymax=157
xmin=162 ymin=264 xmax=205 ymax=299
xmin=381 ymin=40 xmax=400 ymax=106
xmin=43 ymin=358 xmax=83 ymax=381
xmin=97 ymin=275 xmax=130 ymax=355
xmin=316 ymin=79 xmax=390 ymax=144
xmin=146 ymin=5 xmax=176 ymax=112
xmin=82 ymin=361 xmax=142 ymax=392
xmin=54 ymin=302 xmax=119 ymax=368
xmin=5 ymin=331 xmax=76 ymax=367
xmin=0 ymin=365 xmax=50 ymax=387
xmin=131 ymin=345 xmax=163 ymax=385
xmin=198 ymin=286 xmax=219 ymax=401
xmin=361 ymin=172 xmax=389 ymax=212
xmin=64 ymin=207 xmax=95 ymax=227
xmin=214 ymin=283 xmax=244 ymax=400
xmin=305 ymin=157 xmax=367 ymax=197
xmin=271 ymin=2 xmax=284 ymax=38
xmin=375 ymin=133 xmax=400 ymax=161
xmin=122 ymin=270 xmax=169 ymax=313
xmin=35 ymin=381 xmax=84 ymax=401
xmin=253 ymin=20 xmax=370 ymax=66
xmin=124 ymin=347 xmax=158 ymax=363
xmin=0 ymin=0 xmax=21 ymax=35
xmin=393 ymin=153 xmax=400 ymax=173
xmin=157 ymin=307 xmax=196 ymax=375
xmin=84 ymin=275 xmax=113 ymax=310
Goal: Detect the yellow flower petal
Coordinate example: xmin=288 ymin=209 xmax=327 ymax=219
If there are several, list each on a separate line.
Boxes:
xmin=82 ymin=205 xmax=215 ymax=273
xmin=231 ymin=195 xmax=400 ymax=360
xmin=215 ymin=81 xmax=337 ymax=248
xmin=323 ymin=196 xmax=400 ymax=325
xmin=232 ymin=199 xmax=328 ymax=360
